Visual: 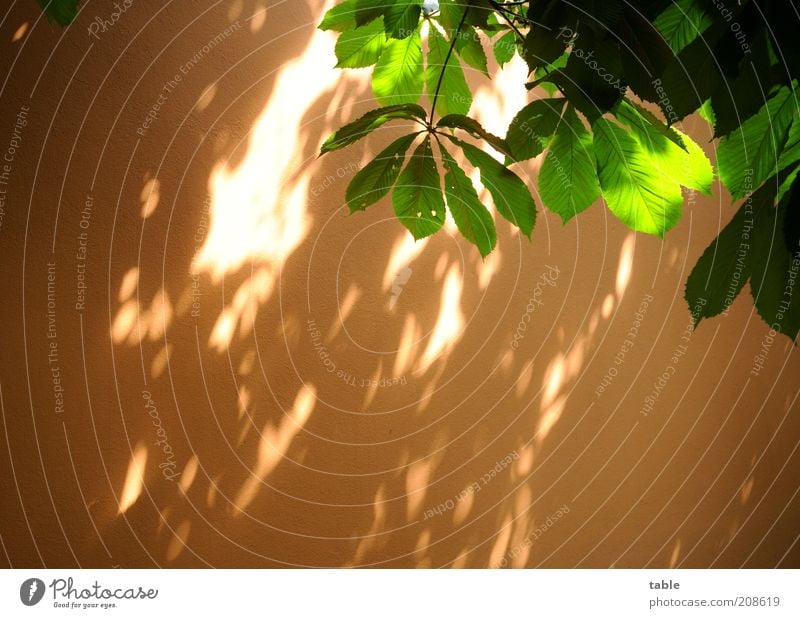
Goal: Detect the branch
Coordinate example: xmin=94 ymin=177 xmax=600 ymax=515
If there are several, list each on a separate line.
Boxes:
xmin=487 ymin=0 xmax=527 ymax=42
xmin=429 ymin=6 xmax=471 ymax=124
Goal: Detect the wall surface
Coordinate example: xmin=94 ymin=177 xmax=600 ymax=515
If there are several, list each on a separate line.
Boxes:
xmin=0 ymin=0 xmax=798 ymax=568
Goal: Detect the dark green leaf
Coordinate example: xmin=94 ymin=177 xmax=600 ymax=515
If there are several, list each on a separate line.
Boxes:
xmin=554 ymin=33 xmax=626 ymax=122
xmin=717 ymin=87 xmax=796 ymax=200
xmin=384 ymin=1 xmax=422 ymax=39
xmin=709 ymin=30 xmax=775 ymax=138
xmin=521 ymin=0 xmax=578 ymax=72
xmin=618 ymin=8 xmax=675 ymax=103
xmin=684 ymin=184 xmax=774 ymax=324
xmin=346 ymin=133 xmax=419 ymax=212
xmin=505 ymin=98 xmax=566 ymax=162
xmin=455 ymin=26 xmax=489 ymax=76
xmin=751 ymin=197 xmax=800 ymax=339
xmin=782 ymin=173 xmax=800 ymax=253
xmin=354 ymin=0 xmax=387 ymax=26
xmin=453 ymin=137 xmax=537 ymax=238
xmin=440 ymin=145 xmax=497 ymax=256
xmin=37 ymin=0 xmax=79 ymax=25
xmin=656 ymin=20 xmax=726 ymax=122
xmin=393 ymin=137 xmax=446 ymax=238
xmin=653 ymin=0 xmax=712 ymax=53
xmin=777 ymin=116 xmax=800 ymax=176
xmin=437 ymin=114 xmax=513 ymax=158
xmin=320 ymin=104 xmax=426 ymax=154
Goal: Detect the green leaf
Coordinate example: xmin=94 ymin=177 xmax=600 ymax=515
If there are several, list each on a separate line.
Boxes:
xmin=439 ymin=0 xmax=493 ymax=33
xmin=782 ymin=173 xmax=800 ymax=251
xmin=698 ymin=99 xmax=716 ymax=130
xmin=521 ymin=18 xmax=570 ymax=73
xmin=455 ymin=26 xmax=489 ymax=76
xmin=453 ymin=137 xmax=537 ymax=238
xmin=320 ymin=0 xmax=358 ymax=31
xmin=384 ymin=1 xmax=422 ymax=39
xmin=335 ymin=19 xmax=386 ymax=68
xmin=673 ymin=126 xmax=714 ymax=195
xmin=617 ymin=99 xmax=687 ymax=151
xmin=426 ymin=26 xmax=472 ymax=117
xmin=354 ymin=0 xmax=386 ymax=26
xmin=777 ymin=116 xmax=800 ymax=176
xmin=436 ymin=114 xmax=513 ymax=159
xmin=505 ymin=98 xmax=566 ymax=162
xmin=493 ymin=31 xmax=516 ymax=68
xmin=615 ymin=100 xmax=714 ymax=195
xmin=684 ymin=185 xmax=774 ymax=324
xmin=373 ymin=29 xmax=425 ymax=105
xmin=751 ymin=198 xmax=800 ymax=339
xmin=717 ymin=87 xmax=797 ymax=200
xmin=539 ymin=106 xmax=601 ymax=222
xmin=653 ymin=0 xmax=713 ymax=53
xmin=37 ymin=0 xmax=79 ymax=25
xmin=346 ymin=133 xmax=419 ymax=212
xmin=777 ymin=165 xmax=800 ymax=205
xmin=320 ymin=104 xmax=426 ymax=154
xmin=393 ymin=137 xmax=446 ymax=239
xmin=440 ymin=145 xmax=497 ymax=256
xmin=593 ymin=118 xmax=683 ymax=237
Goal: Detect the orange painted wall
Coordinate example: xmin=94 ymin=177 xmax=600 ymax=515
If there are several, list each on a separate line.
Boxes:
xmin=0 ymin=0 xmax=798 ymax=568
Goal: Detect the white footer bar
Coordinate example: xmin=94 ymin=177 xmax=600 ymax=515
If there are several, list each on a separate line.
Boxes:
xmin=1 ymin=569 xmax=797 ymax=617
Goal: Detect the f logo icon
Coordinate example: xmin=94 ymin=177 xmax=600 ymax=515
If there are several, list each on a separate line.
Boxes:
xmin=20 ymin=578 xmax=45 ymax=606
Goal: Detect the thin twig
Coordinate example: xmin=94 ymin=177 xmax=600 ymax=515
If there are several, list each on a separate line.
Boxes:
xmin=429 ymin=7 xmax=470 ymax=124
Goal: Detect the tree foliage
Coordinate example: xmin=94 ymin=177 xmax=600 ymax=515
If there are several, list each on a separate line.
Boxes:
xmin=38 ymin=1 xmax=800 ymax=338
xmin=36 ymin=0 xmax=79 ymax=25
xmin=319 ymin=0 xmax=800 ymax=339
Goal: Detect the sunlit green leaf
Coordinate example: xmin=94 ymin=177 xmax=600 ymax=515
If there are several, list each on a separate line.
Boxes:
xmin=373 ymin=29 xmax=425 ymax=105
xmin=320 ymin=0 xmax=359 ymax=31
xmin=539 ymin=106 xmax=600 ymax=222
xmin=593 ymin=118 xmax=683 ymax=237
xmin=615 ymin=100 xmax=714 ymax=195
xmin=335 ymin=19 xmax=386 ymax=68
xmin=493 ymin=31 xmax=516 ymax=68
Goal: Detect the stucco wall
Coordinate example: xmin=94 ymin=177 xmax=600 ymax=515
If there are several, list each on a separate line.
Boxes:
xmin=0 ymin=0 xmax=798 ymax=568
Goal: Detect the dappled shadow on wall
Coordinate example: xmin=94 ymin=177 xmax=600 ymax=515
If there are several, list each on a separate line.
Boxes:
xmin=104 ymin=3 xmax=655 ymax=568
